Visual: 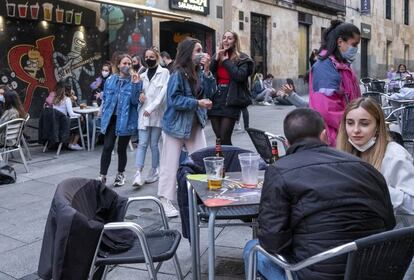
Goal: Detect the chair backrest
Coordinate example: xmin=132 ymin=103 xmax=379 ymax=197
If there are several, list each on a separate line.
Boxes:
xmin=0 ymin=118 xmax=25 ymax=149
xmin=362 ymin=92 xmax=382 ymax=106
xmin=190 ymin=145 xmax=258 ymax=173
xmin=246 ymin=128 xmax=276 ymax=164
xmin=344 ymin=227 xmax=414 ymax=280
xmin=370 ymin=81 xmax=386 ymax=93
xmin=401 ymin=105 xmax=414 ymax=140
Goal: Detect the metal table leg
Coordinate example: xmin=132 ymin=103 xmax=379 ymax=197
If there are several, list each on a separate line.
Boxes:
xmin=188 ymin=182 xmax=197 ymax=279
xmin=193 ymin=187 xmax=201 ymax=280
xmin=85 ymin=113 xmax=90 ymax=151
xmin=91 ymin=115 xmax=96 ymax=151
xmin=208 ymin=208 xmax=218 ymax=280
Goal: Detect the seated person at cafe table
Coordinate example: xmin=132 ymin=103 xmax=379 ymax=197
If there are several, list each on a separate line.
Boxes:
xmin=244 ymin=108 xmax=395 ymax=280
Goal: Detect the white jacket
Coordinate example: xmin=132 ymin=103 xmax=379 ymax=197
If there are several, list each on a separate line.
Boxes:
xmin=138 ymin=65 xmax=169 ymax=129
xmin=381 ymin=142 xmax=414 ymax=226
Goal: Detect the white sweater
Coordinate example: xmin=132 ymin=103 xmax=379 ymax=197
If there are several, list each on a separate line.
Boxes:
xmin=380 ymin=142 xmax=414 ymax=225
xmin=54 ymin=97 xmax=80 ymax=118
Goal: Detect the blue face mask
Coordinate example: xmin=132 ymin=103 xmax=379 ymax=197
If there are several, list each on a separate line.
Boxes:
xmin=0 ymin=95 xmax=4 ymax=103
xmin=341 ymin=46 xmax=358 ymax=63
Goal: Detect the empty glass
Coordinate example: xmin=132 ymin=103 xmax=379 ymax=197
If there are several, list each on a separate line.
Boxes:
xmin=238 ymin=153 xmax=260 ymax=188
xmin=203 ymin=157 xmax=224 ymax=190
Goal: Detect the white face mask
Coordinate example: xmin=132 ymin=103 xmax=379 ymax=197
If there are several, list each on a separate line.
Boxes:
xmin=101 ymin=70 xmax=110 ymax=78
xmin=348 ymin=137 xmax=376 ymax=152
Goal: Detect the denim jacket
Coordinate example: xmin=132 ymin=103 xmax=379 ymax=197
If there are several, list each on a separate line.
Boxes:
xmin=100 ymin=74 xmax=142 ymax=136
xmin=162 ymin=70 xmax=216 ymax=139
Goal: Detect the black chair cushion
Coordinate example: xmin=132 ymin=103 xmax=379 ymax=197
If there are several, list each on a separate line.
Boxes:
xmin=95 ymin=230 xmax=181 ymax=265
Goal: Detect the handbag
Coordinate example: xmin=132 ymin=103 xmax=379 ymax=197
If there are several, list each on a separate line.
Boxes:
xmin=0 ymin=165 xmax=16 ymax=185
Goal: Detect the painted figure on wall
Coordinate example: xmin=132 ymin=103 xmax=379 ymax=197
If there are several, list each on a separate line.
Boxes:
xmin=52 ymin=31 xmax=99 ymax=100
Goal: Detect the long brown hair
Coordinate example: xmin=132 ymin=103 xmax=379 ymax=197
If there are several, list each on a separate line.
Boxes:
xmin=337 ymin=97 xmax=389 ymax=170
xmin=52 ymin=80 xmax=67 ymax=105
xmin=4 ymin=89 xmax=26 ymax=119
xmin=221 ymin=30 xmax=242 ymax=60
xmin=173 ymin=38 xmax=200 ymax=95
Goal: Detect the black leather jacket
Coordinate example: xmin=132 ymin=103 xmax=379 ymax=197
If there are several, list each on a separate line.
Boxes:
xmin=258 ymin=139 xmax=396 ymax=280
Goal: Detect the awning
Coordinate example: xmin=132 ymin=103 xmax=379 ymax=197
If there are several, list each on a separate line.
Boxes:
xmin=86 ymin=0 xmax=191 ymax=21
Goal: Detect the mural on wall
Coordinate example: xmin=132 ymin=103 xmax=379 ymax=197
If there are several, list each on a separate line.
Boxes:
xmin=0 ymin=1 xmax=103 ymax=118
xmin=101 ymin=4 xmax=152 ymax=59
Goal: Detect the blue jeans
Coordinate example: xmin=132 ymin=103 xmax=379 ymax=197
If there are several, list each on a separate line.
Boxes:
xmin=135 ymin=127 xmax=162 ymax=169
xmin=243 ymin=239 xmax=288 ymax=280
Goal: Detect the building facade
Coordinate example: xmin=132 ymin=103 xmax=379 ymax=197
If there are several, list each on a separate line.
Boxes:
xmin=150 ymin=0 xmax=414 ymax=86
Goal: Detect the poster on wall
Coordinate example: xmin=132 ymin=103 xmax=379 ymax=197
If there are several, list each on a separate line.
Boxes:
xmin=101 ymin=4 xmax=152 ymax=60
xmin=0 ymin=19 xmax=105 ymax=119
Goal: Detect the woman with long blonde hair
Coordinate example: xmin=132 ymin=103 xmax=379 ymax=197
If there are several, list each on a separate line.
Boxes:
xmin=208 ymin=30 xmax=254 ymax=144
xmin=337 ymin=97 xmax=414 ymax=230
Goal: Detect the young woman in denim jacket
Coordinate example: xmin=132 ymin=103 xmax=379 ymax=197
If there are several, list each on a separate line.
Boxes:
xmin=98 ymin=54 xmax=142 ymax=187
xmin=157 ymin=38 xmax=215 ymax=217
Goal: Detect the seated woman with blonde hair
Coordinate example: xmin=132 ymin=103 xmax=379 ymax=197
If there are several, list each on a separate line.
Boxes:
xmin=337 ymin=97 xmax=414 ymax=229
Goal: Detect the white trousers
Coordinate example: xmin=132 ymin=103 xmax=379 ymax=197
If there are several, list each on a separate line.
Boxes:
xmin=157 ymin=124 xmax=207 ymax=201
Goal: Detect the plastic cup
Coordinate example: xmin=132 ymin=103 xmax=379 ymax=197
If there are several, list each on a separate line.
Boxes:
xmin=42 ymin=3 xmax=53 ymax=21
xmin=65 ymin=10 xmax=73 ymax=24
xmin=6 ymin=3 xmax=16 ymax=17
xmin=55 ymin=6 xmax=64 ymax=23
xmin=203 ymin=157 xmax=224 ymax=190
xmin=238 ymin=153 xmax=260 ymax=188
xmin=30 ymin=3 xmax=39 ymax=19
xmin=74 ymin=12 xmax=82 ymax=25
xmin=18 ymin=3 xmax=28 ymax=18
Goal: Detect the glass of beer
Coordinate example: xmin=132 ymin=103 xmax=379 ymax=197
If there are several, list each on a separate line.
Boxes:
xmin=203 ymin=157 xmax=224 ymax=190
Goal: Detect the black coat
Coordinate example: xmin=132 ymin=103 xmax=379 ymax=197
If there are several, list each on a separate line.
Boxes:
xmin=38 ymin=178 xmax=131 ymax=280
xmin=258 ymin=140 xmax=396 ymax=280
xmin=38 ymin=107 xmax=70 ymax=145
xmin=208 ymin=53 xmax=254 ymax=118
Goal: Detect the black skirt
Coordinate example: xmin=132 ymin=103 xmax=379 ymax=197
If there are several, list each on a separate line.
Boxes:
xmin=208 ymin=85 xmax=241 ymax=120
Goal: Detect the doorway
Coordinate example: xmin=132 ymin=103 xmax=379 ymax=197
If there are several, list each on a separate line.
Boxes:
xmin=250 ymin=13 xmax=267 ymax=75
xmin=361 ymin=38 xmax=369 ymax=78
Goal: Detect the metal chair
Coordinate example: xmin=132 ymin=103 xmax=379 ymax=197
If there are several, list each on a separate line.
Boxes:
xmin=21 ymin=114 xmax=32 ymax=161
xmin=89 ymin=196 xmax=183 ymax=280
xmin=246 ymin=127 xmax=288 ymax=164
xmin=370 ymin=80 xmax=386 ymax=93
xmin=362 ymin=91 xmax=383 ymax=106
xmin=360 ymin=77 xmax=373 ymax=92
xmin=247 ymin=226 xmax=414 ymax=280
xmin=0 ymin=118 xmax=29 ymax=172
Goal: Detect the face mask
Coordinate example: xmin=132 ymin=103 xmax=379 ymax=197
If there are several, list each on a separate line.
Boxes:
xmin=160 ymin=61 xmax=166 ymax=67
xmin=101 ymin=70 xmax=110 ymax=78
xmin=145 ymin=59 xmax=157 ymax=68
xmin=341 ymin=46 xmax=358 ymax=63
xmin=348 ymin=136 xmax=376 ymax=152
xmin=193 ymin=53 xmax=205 ymax=66
xmin=0 ymin=95 xmax=4 ymax=103
xmin=120 ymin=66 xmax=130 ymax=75
xmin=132 ymin=64 xmax=140 ymax=71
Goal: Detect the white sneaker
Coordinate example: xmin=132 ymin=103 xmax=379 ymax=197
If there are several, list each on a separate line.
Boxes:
xmin=97 ymin=175 xmax=107 ymax=185
xmin=69 ymin=144 xmax=83 ymax=150
xmin=234 ymin=122 xmax=242 ymax=131
xmin=160 ymin=197 xmax=179 ymax=218
xmin=145 ymin=168 xmax=159 ymax=184
xmin=132 ymin=170 xmax=145 ymax=188
xmin=263 ymin=101 xmax=273 ymax=106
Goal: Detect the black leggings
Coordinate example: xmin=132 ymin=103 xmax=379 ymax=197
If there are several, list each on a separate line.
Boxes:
xmin=210 ymin=116 xmax=237 ymax=145
xmin=100 ymin=115 xmax=131 ymax=175
xmin=241 ymin=107 xmax=249 ymax=129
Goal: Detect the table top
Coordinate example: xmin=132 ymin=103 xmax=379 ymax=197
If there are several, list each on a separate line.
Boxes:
xmin=389 ymin=99 xmax=414 ymax=104
xmin=187 ymin=171 xmax=264 ymax=208
xmin=73 ymin=106 xmax=100 ymax=113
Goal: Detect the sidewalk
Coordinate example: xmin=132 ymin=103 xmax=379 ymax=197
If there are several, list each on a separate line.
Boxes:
xmin=0 ymin=104 xmax=294 ymax=280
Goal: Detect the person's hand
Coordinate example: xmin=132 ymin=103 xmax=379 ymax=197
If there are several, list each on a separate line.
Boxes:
xmin=198 ymin=99 xmax=212 ymax=109
xmin=139 ymin=93 xmax=146 ymax=103
xmin=143 ymin=111 xmax=150 ymax=117
xmin=216 ymin=46 xmax=226 ymax=61
xmin=222 ymin=51 xmax=229 ymax=61
xmin=201 ymin=53 xmax=211 ymax=72
xmin=131 ymin=73 xmax=140 ymax=83
xmin=95 ymin=92 xmax=102 ymax=100
xmin=281 ymin=84 xmax=294 ymax=96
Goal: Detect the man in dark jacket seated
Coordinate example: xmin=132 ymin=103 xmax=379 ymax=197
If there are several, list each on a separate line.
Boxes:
xmin=243 ymin=108 xmax=396 ymax=280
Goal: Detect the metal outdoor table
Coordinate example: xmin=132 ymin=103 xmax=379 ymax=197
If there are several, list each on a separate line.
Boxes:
xmin=187 ymin=171 xmax=264 ymax=280
xmin=73 ymin=106 xmax=100 ymax=151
